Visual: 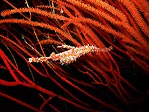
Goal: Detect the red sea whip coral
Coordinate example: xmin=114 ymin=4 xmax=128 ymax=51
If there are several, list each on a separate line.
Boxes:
xmin=0 ymin=0 xmax=149 ymax=112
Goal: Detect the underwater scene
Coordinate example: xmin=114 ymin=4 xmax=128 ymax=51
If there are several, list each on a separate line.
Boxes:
xmin=0 ymin=0 xmax=149 ymax=112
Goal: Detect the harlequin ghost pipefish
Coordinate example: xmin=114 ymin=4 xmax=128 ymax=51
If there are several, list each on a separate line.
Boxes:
xmin=28 ymin=44 xmax=113 ymax=65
